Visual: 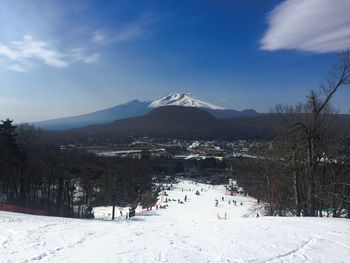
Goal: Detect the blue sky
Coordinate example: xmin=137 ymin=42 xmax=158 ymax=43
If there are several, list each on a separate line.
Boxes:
xmin=1 ymin=0 xmax=350 ymax=122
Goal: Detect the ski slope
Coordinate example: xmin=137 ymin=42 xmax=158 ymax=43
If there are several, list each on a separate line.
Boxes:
xmin=1 ymin=180 xmax=350 ymax=262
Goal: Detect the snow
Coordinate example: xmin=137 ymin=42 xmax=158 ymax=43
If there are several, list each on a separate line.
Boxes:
xmin=1 ymin=180 xmax=350 ymax=262
xmin=149 ymin=93 xmax=225 ymax=110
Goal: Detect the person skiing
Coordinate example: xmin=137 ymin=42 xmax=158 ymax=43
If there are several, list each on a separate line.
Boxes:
xmin=184 ymin=195 xmax=187 ymax=202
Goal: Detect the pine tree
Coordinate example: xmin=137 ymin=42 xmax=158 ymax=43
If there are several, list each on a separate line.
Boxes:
xmin=0 ymin=119 xmax=19 ymax=158
xmin=0 ymin=119 xmax=21 ymax=200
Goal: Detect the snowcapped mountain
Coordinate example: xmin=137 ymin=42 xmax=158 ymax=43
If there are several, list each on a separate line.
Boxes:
xmin=34 ymin=93 xmax=258 ymax=130
xmin=149 ymin=93 xmax=225 ymax=110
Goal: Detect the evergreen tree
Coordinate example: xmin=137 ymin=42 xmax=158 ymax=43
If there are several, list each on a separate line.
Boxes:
xmin=0 ymin=119 xmax=19 ymax=159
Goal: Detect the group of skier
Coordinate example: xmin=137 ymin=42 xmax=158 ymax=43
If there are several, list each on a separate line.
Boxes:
xmin=216 ymin=196 xmax=243 ymax=207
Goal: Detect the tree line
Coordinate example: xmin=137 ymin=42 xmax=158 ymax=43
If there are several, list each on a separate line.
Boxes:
xmin=0 ymin=122 xmax=154 ymax=217
xmin=1 ymin=52 xmax=349 ymax=219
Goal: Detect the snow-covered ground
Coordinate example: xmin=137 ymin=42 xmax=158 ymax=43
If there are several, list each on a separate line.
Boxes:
xmin=1 ymin=180 xmax=350 ymax=262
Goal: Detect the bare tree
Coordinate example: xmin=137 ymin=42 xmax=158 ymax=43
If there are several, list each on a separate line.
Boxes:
xmin=271 ymin=51 xmax=350 ymax=217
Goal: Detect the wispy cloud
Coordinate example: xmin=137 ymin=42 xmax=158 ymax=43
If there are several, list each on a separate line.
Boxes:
xmin=91 ymin=31 xmax=107 ymax=44
xmin=91 ymin=13 xmax=158 ymax=45
xmin=70 ymin=48 xmax=100 ymax=64
xmin=260 ymin=0 xmax=350 ymax=53
xmin=83 ymin=53 xmax=100 ymax=64
xmin=7 ymin=64 xmax=30 ymax=73
xmin=0 ymin=35 xmax=99 ymax=72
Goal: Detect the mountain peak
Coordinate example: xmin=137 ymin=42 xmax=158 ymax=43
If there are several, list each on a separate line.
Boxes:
xmin=149 ymin=93 xmax=225 ymax=110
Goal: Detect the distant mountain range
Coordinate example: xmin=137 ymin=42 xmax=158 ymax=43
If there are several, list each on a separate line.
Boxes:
xmin=70 ymin=106 xmax=271 ymax=140
xmin=34 ymin=93 xmax=259 ymax=130
xmin=39 ymin=104 xmax=350 ymax=143
xmin=64 ymin=106 xmax=350 ymax=142
xmin=34 ymin=100 xmax=150 ymax=130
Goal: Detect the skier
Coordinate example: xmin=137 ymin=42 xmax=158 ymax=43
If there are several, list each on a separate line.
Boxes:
xmin=184 ymin=195 xmax=187 ymax=202
xmin=215 ymin=199 xmax=219 ymax=207
xmin=222 ymin=196 xmax=224 ymax=201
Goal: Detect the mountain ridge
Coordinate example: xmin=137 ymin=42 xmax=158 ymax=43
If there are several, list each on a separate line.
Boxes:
xmin=149 ymin=93 xmax=225 ymax=110
xmin=34 ymin=93 xmax=259 ymax=130
xmin=69 ymin=106 xmax=270 ymax=140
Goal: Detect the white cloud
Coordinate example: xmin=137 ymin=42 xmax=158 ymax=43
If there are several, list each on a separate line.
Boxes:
xmin=0 ymin=44 xmax=19 ymax=60
xmin=112 ymin=21 xmax=146 ymax=43
xmin=83 ymin=53 xmax=100 ymax=64
xmin=92 ymin=13 xmax=158 ymax=45
xmin=70 ymin=48 xmax=100 ymax=64
xmin=261 ymin=0 xmax=350 ymax=53
xmin=0 ymin=36 xmax=98 ymax=72
xmin=19 ymin=35 xmax=67 ymax=68
xmin=91 ymin=31 xmax=107 ymax=44
xmin=7 ymin=64 xmax=29 ymax=73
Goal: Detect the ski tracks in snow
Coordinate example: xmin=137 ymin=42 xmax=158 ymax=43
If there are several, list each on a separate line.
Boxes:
xmin=0 ymin=216 xmax=99 ymax=262
xmin=1 ymin=180 xmax=350 ymax=262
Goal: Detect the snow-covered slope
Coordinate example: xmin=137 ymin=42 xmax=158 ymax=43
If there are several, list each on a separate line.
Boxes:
xmin=2 ymin=180 xmax=349 ymax=262
xmin=149 ymin=93 xmax=225 ymax=110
